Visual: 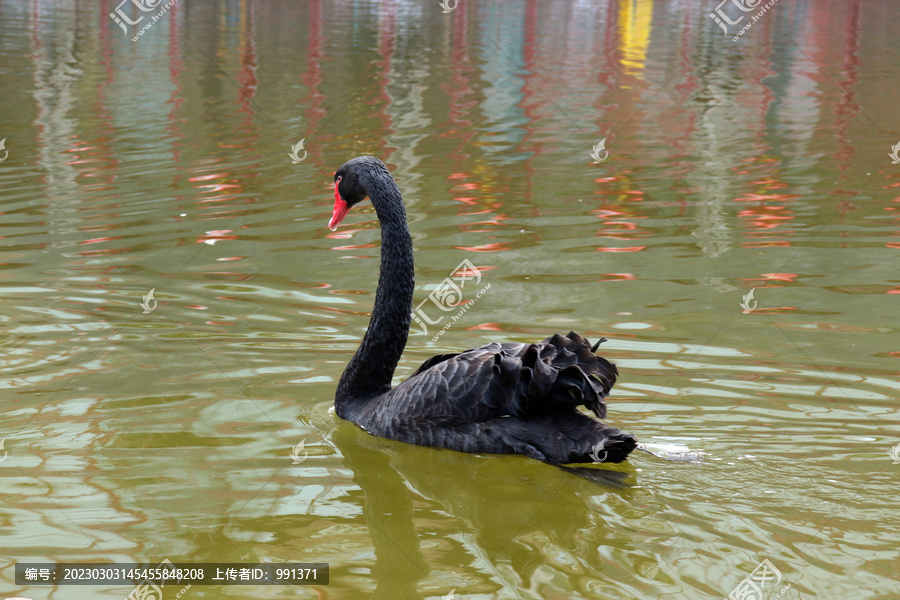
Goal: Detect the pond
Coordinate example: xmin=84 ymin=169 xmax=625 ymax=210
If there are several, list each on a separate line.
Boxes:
xmin=1 ymin=0 xmax=898 ymax=598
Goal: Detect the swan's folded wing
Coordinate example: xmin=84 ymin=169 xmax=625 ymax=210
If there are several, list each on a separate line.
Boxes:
xmin=391 ymin=345 xmax=515 ymax=423
xmin=410 ymin=351 xmax=462 ymax=376
xmin=395 ymin=332 xmax=617 ymax=423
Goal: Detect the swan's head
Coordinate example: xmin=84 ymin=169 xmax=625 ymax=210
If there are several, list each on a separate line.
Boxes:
xmin=329 ymin=156 xmax=390 ymax=231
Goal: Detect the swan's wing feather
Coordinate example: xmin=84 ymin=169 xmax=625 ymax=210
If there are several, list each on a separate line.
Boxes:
xmin=363 ymin=333 xmax=635 ymax=464
xmin=394 ymin=332 xmax=617 ymax=423
xmin=410 ymin=351 xmax=461 ymax=376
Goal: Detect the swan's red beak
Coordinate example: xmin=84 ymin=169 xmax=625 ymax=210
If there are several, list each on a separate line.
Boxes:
xmin=329 ymin=183 xmax=349 ymax=231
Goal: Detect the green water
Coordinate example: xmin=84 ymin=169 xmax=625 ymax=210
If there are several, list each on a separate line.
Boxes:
xmin=2 ymin=0 xmax=899 ymax=598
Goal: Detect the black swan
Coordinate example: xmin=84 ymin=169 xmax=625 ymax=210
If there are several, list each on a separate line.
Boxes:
xmin=327 ymin=156 xmax=637 ymax=465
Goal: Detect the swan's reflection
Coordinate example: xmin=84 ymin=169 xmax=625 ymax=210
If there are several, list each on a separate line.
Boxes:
xmin=331 ymin=420 xmax=638 ymax=598
xmin=335 ymin=421 xmax=429 ymax=600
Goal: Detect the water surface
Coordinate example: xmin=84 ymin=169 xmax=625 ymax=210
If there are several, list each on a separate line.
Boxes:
xmin=1 ymin=0 xmax=899 ymax=598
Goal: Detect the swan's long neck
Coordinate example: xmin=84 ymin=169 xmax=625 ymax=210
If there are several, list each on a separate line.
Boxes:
xmin=335 ymin=178 xmax=414 ymax=414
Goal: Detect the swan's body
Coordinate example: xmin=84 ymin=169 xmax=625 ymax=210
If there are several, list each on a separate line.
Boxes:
xmin=329 ymin=156 xmax=637 ymax=465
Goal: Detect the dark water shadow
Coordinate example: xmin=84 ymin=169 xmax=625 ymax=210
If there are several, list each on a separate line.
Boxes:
xmin=331 ymin=421 xmax=638 ymax=598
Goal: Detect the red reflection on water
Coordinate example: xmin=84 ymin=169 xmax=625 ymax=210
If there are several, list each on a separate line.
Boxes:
xmin=326 ymin=227 xmax=368 ymax=241
xmin=236 ymin=0 xmax=258 ymax=119
xmin=189 ymin=174 xmax=225 ymax=182
xmin=453 ymin=264 xmax=495 ymax=278
xmin=738 ymin=273 xmax=798 ymax=288
xmin=302 ymin=0 xmax=327 ymax=140
xmin=832 ymin=0 xmax=862 ymax=172
xmin=759 ymin=273 xmax=798 ymax=282
xmin=465 ymin=323 xmax=502 ymax=332
xmin=596 ymin=246 xmax=646 ymax=252
xmin=440 ymin=0 xmax=476 ymax=170
xmin=885 ymin=188 xmax=900 ymax=249
xmin=78 ymin=248 xmax=126 ymax=257
xmin=590 ymin=198 xmax=651 ymax=252
xmin=79 ymin=237 xmax=121 ymax=245
xmin=596 ymin=220 xmax=645 ymax=240
xmin=200 ymin=184 xmax=244 ymax=194
xmin=332 ymin=244 xmax=377 ymax=250
xmin=167 ymin=0 xmax=186 ymax=175
xmin=197 ymin=230 xmax=238 ymax=245
xmin=461 ymin=217 xmax=510 ymax=232
xmin=599 ymin=273 xmax=637 ymax=281
xmin=454 ymin=243 xmax=512 ymax=252
xmin=735 ymin=182 xmax=798 ymax=248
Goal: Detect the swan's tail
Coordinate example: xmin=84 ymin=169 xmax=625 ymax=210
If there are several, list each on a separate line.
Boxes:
xmin=496 ymin=332 xmax=636 ymax=464
xmin=496 ymin=411 xmax=637 ymax=464
xmin=512 ymin=331 xmax=618 ymax=419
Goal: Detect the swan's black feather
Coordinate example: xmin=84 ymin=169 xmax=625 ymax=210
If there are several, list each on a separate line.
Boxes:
xmin=352 ymin=331 xmax=636 ymax=464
